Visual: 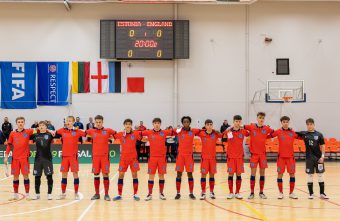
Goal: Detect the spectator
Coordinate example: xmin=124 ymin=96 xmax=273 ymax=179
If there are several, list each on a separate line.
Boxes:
xmin=137 ymin=121 xmax=147 ymax=131
xmin=0 ymin=129 xmax=6 ymax=144
xmin=2 ymin=117 xmax=13 ymax=140
xmin=31 ymin=121 xmax=39 ymax=129
xmin=86 ymin=117 xmax=95 ymax=130
xmin=166 ymin=126 xmax=177 ymax=162
xmin=74 ymin=117 xmax=84 ymax=143
xmin=220 ymin=120 xmax=230 ymax=133
xmin=46 ymin=120 xmax=55 ymax=131
xmin=136 ymin=121 xmax=147 ymax=161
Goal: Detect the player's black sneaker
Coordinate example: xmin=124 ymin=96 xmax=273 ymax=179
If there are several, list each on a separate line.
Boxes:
xmin=91 ymin=194 xmax=100 ymax=200
xmin=189 ymin=193 xmax=196 ymax=200
xmin=175 ymin=193 xmax=181 ymax=200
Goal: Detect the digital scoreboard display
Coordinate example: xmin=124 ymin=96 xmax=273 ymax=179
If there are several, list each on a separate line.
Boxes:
xmin=115 ymin=20 xmax=174 ymax=59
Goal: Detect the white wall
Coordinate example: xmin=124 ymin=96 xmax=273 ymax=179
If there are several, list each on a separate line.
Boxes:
xmin=0 ymin=2 xmax=340 ymax=137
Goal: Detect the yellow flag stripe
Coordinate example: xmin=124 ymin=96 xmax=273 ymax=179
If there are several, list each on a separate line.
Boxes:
xmin=72 ymin=62 xmax=79 ymax=93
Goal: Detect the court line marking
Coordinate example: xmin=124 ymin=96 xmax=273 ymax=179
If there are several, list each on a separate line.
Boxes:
xmin=76 ymin=172 xmax=118 ymax=221
xmin=0 ymin=191 xmax=25 ymax=205
xmin=0 ymin=188 xmax=84 ymax=218
xmin=0 ymin=176 xmax=10 ymax=181
xmin=295 ymin=187 xmax=340 ymax=207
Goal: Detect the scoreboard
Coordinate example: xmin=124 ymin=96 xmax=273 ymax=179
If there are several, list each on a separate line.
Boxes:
xmin=100 ymin=20 xmax=189 ymax=60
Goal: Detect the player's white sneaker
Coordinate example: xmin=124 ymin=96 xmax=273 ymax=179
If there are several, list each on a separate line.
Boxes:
xmin=289 ymin=193 xmax=298 ymax=199
xmin=145 ymin=194 xmax=152 ymax=201
xmin=227 ymin=193 xmax=234 ymax=199
xmin=57 ymin=193 xmax=66 ymax=200
xmin=235 ymin=193 xmax=243 ymax=199
xmin=133 ymin=194 xmax=140 ymax=201
xmin=209 ymin=192 xmax=216 ymax=199
xmin=200 ymin=193 xmax=206 ymax=200
xmin=32 ymin=194 xmax=40 ymax=200
xmin=259 ymin=193 xmax=267 ymax=199
xmin=248 ymin=193 xmax=255 ymax=199
xmin=25 ymin=193 xmax=31 ymax=201
xmin=47 ymin=194 xmax=53 ymax=200
xmin=159 ymin=193 xmax=166 ymax=200
xmin=308 ymin=194 xmax=314 ymax=199
xmin=75 ymin=193 xmax=80 ymax=200
xmin=277 ymin=193 xmax=284 ymax=199
xmin=8 ymin=193 xmax=19 ymax=201
xmin=320 ymin=194 xmax=329 ymax=199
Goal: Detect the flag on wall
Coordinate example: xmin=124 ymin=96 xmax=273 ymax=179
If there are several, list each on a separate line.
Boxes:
xmin=127 ymin=77 xmax=144 ymax=93
xmin=122 ymin=62 xmax=145 ymax=93
xmin=72 ymin=62 xmax=90 ymax=93
xmin=37 ymin=62 xmax=69 ymax=106
xmin=109 ymin=62 xmax=121 ymax=93
xmin=0 ymin=62 xmax=37 ymax=109
xmin=90 ymin=61 xmax=109 ymax=93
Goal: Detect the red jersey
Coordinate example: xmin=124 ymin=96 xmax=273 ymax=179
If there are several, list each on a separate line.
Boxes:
xmin=57 ymin=128 xmax=86 ymax=157
xmin=6 ymin=129 xmax=34 ymax=159
xmin=225 ymin=129 xmax=249 ymax=159
xmin=138 ymin=125 xmax=147 ymax=131
xmin=114 ymin=130 xmax=142 ymax=159
xmin=141 ymin=129 xmax=173 ymax=157
xmin=198 ymin=130 xmax=222 ymax=159
xmin=86 ymin=128 xmax=116 ymax=156
xmin=244 ymin=124 xmax=273 ymax=155
xmin=271 ymin=128 xmax=298 ymax=157
xmin=175 ymin=128 xmax=201 ymax=155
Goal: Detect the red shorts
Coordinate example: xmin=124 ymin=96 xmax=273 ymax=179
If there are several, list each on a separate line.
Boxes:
xmin=227 ymin=158 xmax=244 ymax=174
xmin=92 ymin=156 xmax=110 ymax=174
xmin=250 ymin=154 xmax=268 ymax=169
xmin=200 ymin=158 xmax=217 ymax=175
xmin=11 ymin=158 xmax=30 ymax=176
xmin=60 ymin=156 xmax=79 ymax=172
xmin=148 ymin=156 xmax=167 ymax=175
xmin=277 ymin=157 xmax=296 ymax=174
xmin=119 ymin=158 xmax=140 ymax=173
xmin=176 ymin=154 xmax=194 ymax=173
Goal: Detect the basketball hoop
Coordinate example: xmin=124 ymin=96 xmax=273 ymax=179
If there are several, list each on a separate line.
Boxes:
xmin=282 ymin=96 xmax=293 ymax=103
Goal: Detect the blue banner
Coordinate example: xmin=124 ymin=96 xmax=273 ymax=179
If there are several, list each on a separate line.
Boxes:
xmin=0 ymin=62 xmax=37 ymax=109
xmin=37 ymin=62 xmax=69 ymax=106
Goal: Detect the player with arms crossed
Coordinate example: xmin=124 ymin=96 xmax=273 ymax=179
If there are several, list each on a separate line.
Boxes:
xmin=86 ymin=115 xmax=116 ymax=201
xmin=56 ymin=116 xmax=86 ymax=200
xmin=4 ymin=117 xmax=35 ymax=200
xmin=270 ymin=116 xmax=299 ymax=199
xmin=112 ymin=119 xmax=142 ymax=201
xmin=174 ymin=116 xmax=201 ymax=200
xmin=296 ymin=118 xmax=329 ymax=199
xmin=225 ymin=115 xmax=249 ymax=199
xmin=197 ymin=119 xmax=223 ymax=200
xmin=142 ymin=118 xmax=173 ymax=201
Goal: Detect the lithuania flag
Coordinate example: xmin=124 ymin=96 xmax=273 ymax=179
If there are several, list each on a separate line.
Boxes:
xmin=72 ymin=62 xmax=90 ymax=93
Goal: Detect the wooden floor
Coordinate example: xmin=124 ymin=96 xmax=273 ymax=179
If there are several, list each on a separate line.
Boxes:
xmin=1 ymin=161 xmax=340 ymax=221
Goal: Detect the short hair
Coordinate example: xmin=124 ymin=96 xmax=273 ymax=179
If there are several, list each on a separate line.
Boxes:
xmin=257 ymin=112 xmax=266 ymax=117
xmin=124 ymin=118 xmax=133 ymax=124
xmin=152 ymin=118 xmax=162 ymax=123
xmin=67 ymin=116 xmax=75 ymax=122
xmin=15 ymin=117 xmax=25 ymax=123
xmin=233 ymin=115 xmax=242 ymax=121
xmin=181 ymin=116 xmax=192 ymax=123
xmin=94 ymin=115 xmax=104 ymax=121
xmin=205 ymin=119 xmax=213 ymax=125
xmin=280 ymin=116 xmax=290 ymax=122
xmin=38 ymin=121 xmax=48 ymax=127
xmin=306 ymin=118 xmax=315 ymax=124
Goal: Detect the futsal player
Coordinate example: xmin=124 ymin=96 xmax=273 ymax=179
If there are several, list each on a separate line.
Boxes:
xmin=243 ymin=112 xmax=274 ymax=199
xmin=270 ymin=116 xmax=299 ymax=199
xmin=197 ymin=119 xmax=222 ymax=200
xmin=225 ymin=115 xmax=249 ymax=199
xmin=4 ymin=117 xmax=35 ymax=200
xmin=112 ymin=119 xmax=142 ymax=201
xmin=56 ymin=116 xmax=86 ymax=200
xmin=296 ymin=118 xmax=329 ymax=199
xmin=86 ymin=115 xmax=116 ymax=201
xmin=174 ymin=116 xmax=201 ymax=200
xmin=141 ymin=118 xmax=174 ymax=201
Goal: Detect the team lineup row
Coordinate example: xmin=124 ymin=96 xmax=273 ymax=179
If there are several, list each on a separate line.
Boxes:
xmin=3 ymin=112 xmax=328 ymax=202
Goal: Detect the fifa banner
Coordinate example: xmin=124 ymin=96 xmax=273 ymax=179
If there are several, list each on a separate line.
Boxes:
xmin=37 ymin=62 xmax=69 ymax=106
xmin=0 ymin=62 xmax=37 ymax=109
xmin=0 ymin=144 xmax=120 ymax=164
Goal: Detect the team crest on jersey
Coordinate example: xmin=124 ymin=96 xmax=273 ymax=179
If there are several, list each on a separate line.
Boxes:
xmin=23 ymin=133 xmax=27 ymax=138
xmin=262 ymin=129 xmax=267 ymax=134
xmin=314 ymin=136 xmax=319 ymax=140
xmin=131 ymin=135 xmax=135 ymax=140
xmin=102 ymin=131 xmax=107 ymax=135
xmin=189 ymin=131 xmax=193 ymax=136
xmin=160 ymin=132 xmax=164 ymax=137
xmin=289 ymin=132 xmax=293 ymax=137
xmin=238 ymin=134 xmax=243 ymax=138
xmin=211 ymin=134 xmax=215 ymax=139
xmin=204 ymin=138 xmax=207 ymax=142
xmin=72 ymin=132 xmax=76 ymax=136
xmin=253 ymin=131 xmax=257 ymax=136
xmin=44 ymin=135 xmax=49 ymax=140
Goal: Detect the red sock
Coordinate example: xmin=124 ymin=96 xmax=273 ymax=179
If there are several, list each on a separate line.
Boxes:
xmin=159 ymin=180 xmax=165 ymax=194
xmin=94 ymin=177 xmax=100 ymax=195
xmin=74 ymin=178 xmax=79 ymax=193
xmin=176 ymin=178 xmax=181 ymax=194
xmin=250 ymin=176 xmax=255 ymax=193
xmin=289 ymin=177 xmax=295 ymax=194
xmin=13 ymin=180 xmax=19 ymax=193
xmin=148 ymin=180 xmax=154 ymax=195
xmin=260 ymin=176 xmax=265 ymax=193
xmin=228 ymin=176 xmax=233 ymax=193
xmin=118 ymin=179 xmax=123 ymax=196
xmin=24 ymin=179 xmax=30 ymax=194
xmin=103 ymin=177 xmax=109 ymax=195
xmin=61 ymin=178 xmax=67 ymax=194
xmin=236 ymin=176 xmax=242 ymax=194
xmin=209 ymin=178 xmax=215 ymax=193
xmin=201 ymin=178 xmax=206 ymax=193
xmin=277 ymin=178 xmax=283 ymax=193
xmin=188 ymin=178 xmax=194 ymax=194
xmin=133 ymin=179 xmax=138 ymax=195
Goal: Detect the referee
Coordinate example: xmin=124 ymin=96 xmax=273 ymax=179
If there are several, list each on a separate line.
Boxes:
xmin=32 ymin=121 xmax=55 ymax=200
xmin=296 ymin=118 xmax=329 ymax=200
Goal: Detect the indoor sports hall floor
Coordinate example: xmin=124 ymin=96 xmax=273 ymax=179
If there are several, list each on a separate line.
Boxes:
xmin=1 ymin=162 xmax=340 ymax=221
